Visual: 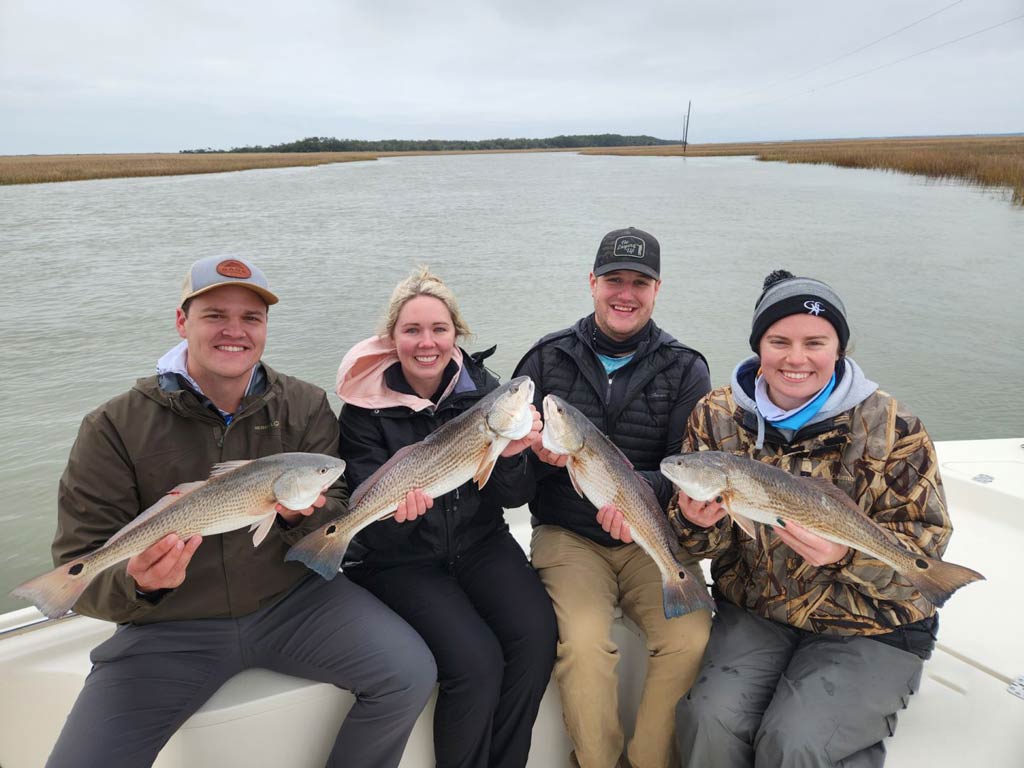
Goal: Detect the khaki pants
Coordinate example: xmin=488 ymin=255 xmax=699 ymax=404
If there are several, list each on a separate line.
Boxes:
xmin=532 ymin=525 xmax=711 ymax=768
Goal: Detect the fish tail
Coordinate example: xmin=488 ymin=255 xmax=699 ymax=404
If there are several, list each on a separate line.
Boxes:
xmin=9 ymin=561 xmax=92 ymax=619
xmin=661 ymin=567 xmax=715 ymax=619
xmin=905 ymin=556 xmax=985 ymax=608
xmin=284 ymin=520 xmax=349 ymax=581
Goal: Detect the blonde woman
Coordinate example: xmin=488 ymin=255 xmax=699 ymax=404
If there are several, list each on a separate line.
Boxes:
xmin=335 ymin=267 xmax=557 ymax=768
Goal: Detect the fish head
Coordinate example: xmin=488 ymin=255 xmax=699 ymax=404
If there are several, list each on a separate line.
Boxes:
xmin=541 ymin=394 xmax=586 ymax=456
xmin=660 ymin=452 xmax=729 ymax=501
xmin=272 ymin=453 xmax=346 ymax=510
xmin=484 ymin=376 xmax=535 ymax=439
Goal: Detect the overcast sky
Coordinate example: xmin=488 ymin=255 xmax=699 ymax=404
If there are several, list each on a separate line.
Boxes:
xmin=1 ymin=0 xmax=1021 ymax=154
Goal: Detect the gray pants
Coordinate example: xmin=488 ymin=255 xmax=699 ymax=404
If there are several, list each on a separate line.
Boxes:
xmin=47 ymin=574 xmax=437 ymax=768
xmin=676 ymin=601 xmax=923 ymax=768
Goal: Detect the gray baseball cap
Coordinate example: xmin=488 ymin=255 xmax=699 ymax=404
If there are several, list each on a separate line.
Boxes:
xmin=592 ymin=227 xmax=660 ymax=280
xmin=179 ymin=255 xmax=279 ymax=307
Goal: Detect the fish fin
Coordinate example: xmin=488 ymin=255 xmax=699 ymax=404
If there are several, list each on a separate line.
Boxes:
xmin=106 ymin=481 xmax=207 ymax=546
xmin=730 ymin=513 xmax=758 ymax=540
xmin=902 ymin=556 xmax=986 ymax=608
xmin=473 ymin=439 xmax=508 ymax=488
xmin=9 ymin=561 xmax=92 ymax=620
xmin=565 ymin=458 xmax=586 ymax=498
xmin=209 ymin=459 xmax=253 ymax=478
xmin=349 ymin=444 xmax=420 ymax=508
xmin=250 ymin=513 xmax=277 ymax=547
xmin=284 ymin=517 xmax=352 ymax=581
xmin=603 ymin=439 xmax=634 ymax=471
xmin=661 ymin=565 xmax=715 ymax=619
xmin=804 ymin=476 xmax=865 ymax=514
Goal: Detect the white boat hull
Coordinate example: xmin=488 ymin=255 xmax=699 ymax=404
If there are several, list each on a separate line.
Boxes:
xmin=2 ymin=439 xmax=1022 ymax=767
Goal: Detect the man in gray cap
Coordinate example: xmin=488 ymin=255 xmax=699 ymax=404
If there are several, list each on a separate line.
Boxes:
xmin=513 ymin=228 xmax=713 ymax=768
xmin=47 ymin=255 xmax=436 ymax=768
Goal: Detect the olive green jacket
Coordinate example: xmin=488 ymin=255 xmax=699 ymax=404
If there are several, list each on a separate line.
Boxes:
xmin=671 ymin=385 xmax=950 ymax=636
xmin=52 ymin=365 xmax=346 ymax=625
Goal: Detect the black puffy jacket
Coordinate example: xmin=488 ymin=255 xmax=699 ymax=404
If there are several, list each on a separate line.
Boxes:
xmin=513 ymin=315 xmax=710 ymax=547
xmin=338 ymin=349 xmax=531 ymax=572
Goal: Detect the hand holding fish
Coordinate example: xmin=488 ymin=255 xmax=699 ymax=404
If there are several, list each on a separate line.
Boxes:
xmin=394 ymin=489 xmax=434 ymax=523
xmin=275 ymin=493 xmax=328 ymax=526
xmin=596 ymin=505 xmax=633 ymax=543
xmin=772 ymin=521 xmax=850 ymax=566
xmin=675 ymin=490 xmax=729 ymax=529
xmin=127 ymin=533 xmax=203 ymax=592
xmin=501 ymin=404 xmax=542 ymax=457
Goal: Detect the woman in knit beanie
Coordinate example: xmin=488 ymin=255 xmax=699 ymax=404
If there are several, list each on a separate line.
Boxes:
xmin=666 ymin=269 xmax=955 ymax=767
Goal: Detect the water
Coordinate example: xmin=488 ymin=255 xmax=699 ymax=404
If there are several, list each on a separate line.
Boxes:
xmin=1 ymin=152 xmax=1022 ymax=613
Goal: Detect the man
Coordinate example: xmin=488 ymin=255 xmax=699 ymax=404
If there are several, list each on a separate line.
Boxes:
xmin=514 ymin=228 xmax=712 ymax=768
xmin=47 ymin=255 xmax=436 ymax=768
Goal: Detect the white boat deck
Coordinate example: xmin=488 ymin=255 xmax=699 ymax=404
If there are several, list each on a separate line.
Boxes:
xmin=1 ymin=439 xmax=1022 ymax=767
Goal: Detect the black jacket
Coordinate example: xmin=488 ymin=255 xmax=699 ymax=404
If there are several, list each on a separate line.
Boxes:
xmin=513 ymin=316 xmax=710 ymax=547
xmin=338 ymin=349 xmax=531 ymax=571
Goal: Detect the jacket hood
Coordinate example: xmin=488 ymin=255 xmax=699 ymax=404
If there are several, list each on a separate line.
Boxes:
xmin=732 ymin=355 xmax=878 ymax=448
xmin=336 ymin=334 xmax=468 ymax=412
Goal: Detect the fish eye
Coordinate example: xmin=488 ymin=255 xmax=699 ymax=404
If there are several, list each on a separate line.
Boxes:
xmin=318 ymin=467 xmax=328 ymax=474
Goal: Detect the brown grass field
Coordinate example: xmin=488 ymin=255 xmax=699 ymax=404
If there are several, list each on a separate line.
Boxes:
xmin=3 ymin=136 xmax=1022 ymax=204
xmin=0 ymin=152 xmax=381 ymax=185
xmin=582 ymin=135 xmax=1024 ymax=204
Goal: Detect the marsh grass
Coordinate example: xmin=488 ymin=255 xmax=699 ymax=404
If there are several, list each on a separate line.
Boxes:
xmin=0 ymin=152 xmax=380 ymax=185
xmin=584 ymin=135 xmax=1024 ymax=204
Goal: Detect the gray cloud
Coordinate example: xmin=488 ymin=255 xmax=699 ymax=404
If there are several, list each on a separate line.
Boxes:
xmin=1 ymin=0 xmax=1021 ymax=153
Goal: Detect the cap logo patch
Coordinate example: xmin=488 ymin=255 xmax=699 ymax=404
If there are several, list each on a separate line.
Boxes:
xmin=612 ymin=235 xmax=645 ymax=259
xmin=216 ymin=259 xmax=252 ymax=279
xmin=804 ymin=300 xmax=825 ymax=316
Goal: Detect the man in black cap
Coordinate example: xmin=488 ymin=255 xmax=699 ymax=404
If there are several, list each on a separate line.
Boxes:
xmin=513 ymin=228 xmax=712 ymax=768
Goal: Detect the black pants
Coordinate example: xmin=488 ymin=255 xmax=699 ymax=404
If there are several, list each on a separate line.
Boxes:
xmin=349 ymin=530 xmax=557 ymax=768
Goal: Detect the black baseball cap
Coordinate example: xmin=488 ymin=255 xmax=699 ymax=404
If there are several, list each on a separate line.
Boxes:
xmin=592 ymin=227 xmax=660 ymax=280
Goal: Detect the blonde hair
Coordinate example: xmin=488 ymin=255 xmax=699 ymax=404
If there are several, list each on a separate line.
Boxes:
xmin=382 ymin=266 xmax=471 ymax=339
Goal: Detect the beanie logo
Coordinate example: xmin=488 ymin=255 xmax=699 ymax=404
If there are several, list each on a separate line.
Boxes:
xmin=613 ymin=236 xmax=645 ymax=259
xmin=216 ymin=259 xmax=252 ymax=279
xmin=804 ymin=300 xmax=824 ymax=316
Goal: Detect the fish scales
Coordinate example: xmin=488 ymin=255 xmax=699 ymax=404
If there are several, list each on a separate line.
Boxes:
xmin=286 ymin=377 xmax=535 ymax=580
xmin=11 ymin=453 xmax=346 ymax=619
xmin=660 ymin=451 xmax=985 ymax=607
xmin=540 ymin=394 xmax=714 ymax=619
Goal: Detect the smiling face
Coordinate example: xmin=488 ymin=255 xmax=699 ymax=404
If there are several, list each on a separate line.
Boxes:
xmin=176 ymin=284 xmax=268 ymax=395
xmin=392 ymin=295 xmax=456 ymax=399
xmin=758 ymin=313 xmax=840 ymax=411
xmin=589 ymin=269 xmax=661 ymax=342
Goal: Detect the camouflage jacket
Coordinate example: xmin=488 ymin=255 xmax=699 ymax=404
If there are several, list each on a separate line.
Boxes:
xmin=670 ymin=385 xmax=950 ymax=636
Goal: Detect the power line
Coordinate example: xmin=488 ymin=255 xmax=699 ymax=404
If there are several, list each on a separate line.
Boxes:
xmin=741 ymin=0 xmax=967 ymax=98
xmin=748 ymin=11 xmax=1024 ymax=109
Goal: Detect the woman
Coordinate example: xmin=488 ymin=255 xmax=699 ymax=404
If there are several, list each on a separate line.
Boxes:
xmin=335 ymin=266 xmax=557 ymax=768
xmin=669 ymin=270 xmax=952 ymax=767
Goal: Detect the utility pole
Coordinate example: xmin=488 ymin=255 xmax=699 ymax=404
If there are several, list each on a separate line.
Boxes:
xmin=682 ymin=101 xmax=692 ymax=155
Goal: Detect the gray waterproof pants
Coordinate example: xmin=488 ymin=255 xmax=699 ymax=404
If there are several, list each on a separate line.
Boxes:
xmin=47 ymin=574 xmax=437 ymax=768
xmin=676 ymin=601 xmax=923 ymax=768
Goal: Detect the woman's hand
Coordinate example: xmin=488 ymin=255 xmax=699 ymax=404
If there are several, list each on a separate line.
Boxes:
xmin=394 ymin=488 xmax=433 ymax=523
xmin=676 ymin=489 xmax=729 ymax=528
xmin=772 ymin=521 xmax=850 ymax=566
xmin=501 ymin=405 xmax=542 ymax=458
xmin=596 ymin=505 xmax=633 ymax=543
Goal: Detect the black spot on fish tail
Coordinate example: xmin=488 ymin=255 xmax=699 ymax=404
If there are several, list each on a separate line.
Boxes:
xmin=69 ymin=563 xmax=84 ymax=576
xmin=775 ymin=517 xmax=787 ymax=528
xmin=915 ymin=558 xmax=929 ymax=569
xmin=326 ymin=524 xmax=337 ymax=536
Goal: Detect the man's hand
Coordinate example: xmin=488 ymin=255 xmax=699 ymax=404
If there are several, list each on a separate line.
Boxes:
xmin=676 ymin=490 xmax=729 ymax=528
xmin=394 ymin=489 xmax=433 ymax=523
xmin=127 ymin=533 xmax=203 ymax=593
xmin=276 ymin=493 xmax=328 ymax=526
xmin=530 ymin=439 xmax=569 ymax=468
xmin=596 ymin=505 xmax=633 ymax=543
xmin=501 ymin=405 xmax=543 ymax=457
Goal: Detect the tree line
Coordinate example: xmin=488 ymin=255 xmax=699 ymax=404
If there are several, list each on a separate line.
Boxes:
xmin=181 ymin=134 xmax=675 ymax=154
